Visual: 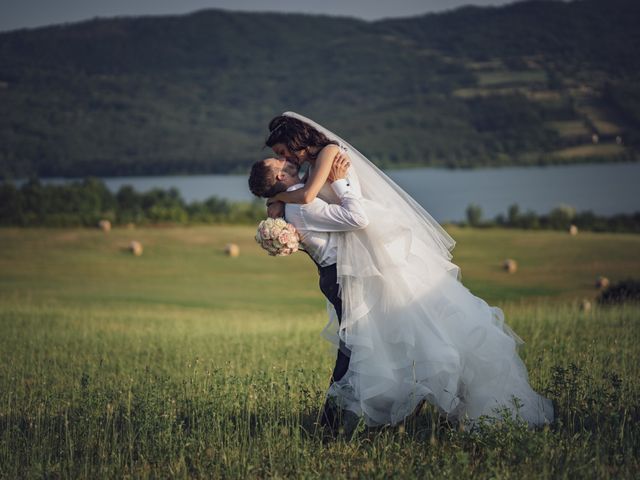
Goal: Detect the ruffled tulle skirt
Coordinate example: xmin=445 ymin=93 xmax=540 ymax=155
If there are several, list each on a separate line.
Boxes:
xmin=322 ymin=200 xmax=553 ymax=429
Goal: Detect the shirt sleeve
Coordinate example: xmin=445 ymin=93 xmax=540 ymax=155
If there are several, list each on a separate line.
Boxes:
xmin=299 ymin=194 xmax=369 ymax=232
xmin=330 ymin=178 xmax=351 ymax=198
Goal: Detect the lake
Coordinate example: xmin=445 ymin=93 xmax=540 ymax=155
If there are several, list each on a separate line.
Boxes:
xmin=34 ymin=162 xmax=640 ymax=222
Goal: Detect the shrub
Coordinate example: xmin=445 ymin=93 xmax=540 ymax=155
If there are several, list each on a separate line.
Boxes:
xmin=597 ymin=279 xmax=640 ymax=305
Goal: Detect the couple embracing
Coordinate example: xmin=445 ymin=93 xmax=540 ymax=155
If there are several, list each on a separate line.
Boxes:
xmin=248 ymin=112 xmax=554 ymax=434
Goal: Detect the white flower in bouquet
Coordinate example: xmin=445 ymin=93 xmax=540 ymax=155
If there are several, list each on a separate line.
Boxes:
xmin=255 ymin=218 xmax=301 ymax=256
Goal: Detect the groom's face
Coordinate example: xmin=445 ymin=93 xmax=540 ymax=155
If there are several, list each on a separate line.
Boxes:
xmin=265 ymin=157 xmax=300 ymax=186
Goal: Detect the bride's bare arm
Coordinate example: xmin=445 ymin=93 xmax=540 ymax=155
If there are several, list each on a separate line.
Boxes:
xmin=272 ymin=145 xmax=343 ymax=205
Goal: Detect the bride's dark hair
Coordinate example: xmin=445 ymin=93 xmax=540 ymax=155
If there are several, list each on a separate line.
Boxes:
xmin=265 ymin=115 xmax=337 ymax=160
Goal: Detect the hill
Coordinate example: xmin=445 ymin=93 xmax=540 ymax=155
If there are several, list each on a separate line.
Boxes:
xmin=0 ymin=0 xmax=639 ymax=177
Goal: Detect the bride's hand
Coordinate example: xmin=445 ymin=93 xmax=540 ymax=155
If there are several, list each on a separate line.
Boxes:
xmin=266 ymin=199 xmax=285 ymax=218
xmin=327 ymin=151 xmax=350 ymax=182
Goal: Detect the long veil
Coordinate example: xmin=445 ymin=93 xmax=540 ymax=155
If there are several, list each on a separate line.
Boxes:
xmin=283 ymin=111 xmax=456 ymax=262
xmin=282 ymin=112 xmax=553 ymax=428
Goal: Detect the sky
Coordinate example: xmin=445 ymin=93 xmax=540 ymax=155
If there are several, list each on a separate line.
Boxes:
xmin=0 ymin=0 xmax=525 ymax=32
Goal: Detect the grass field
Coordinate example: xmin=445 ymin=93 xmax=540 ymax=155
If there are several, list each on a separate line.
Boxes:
xmin=551 ymin=144 xmax=627 ymax=160
xmin=476 ymin=70 xmax=548 ymax=87
xmin=577 ymin=105 xmax=626 ymax=136
xmin=546 ymin=121 xmax=591 ymax=138
xmin=1 ymin=226 xmax=639 ymax=478
xmin=452 ymin=87 xmax=563 ymax=101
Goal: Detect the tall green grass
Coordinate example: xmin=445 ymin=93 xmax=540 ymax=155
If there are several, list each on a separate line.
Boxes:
xmin=0 ymin=226 xmax=638 ymax=478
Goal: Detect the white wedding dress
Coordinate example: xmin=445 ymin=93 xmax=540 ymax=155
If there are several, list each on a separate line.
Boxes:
xmin=283 ymin=112 xmax=554 ymax=428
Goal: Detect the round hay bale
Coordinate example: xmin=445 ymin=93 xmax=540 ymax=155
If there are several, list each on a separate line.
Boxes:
xmin=129 ymin=240 xmax=143 ymax=256
xmin=225 ymin=243 xmax=240 ymax=257
xmin=595 ymin=276 xmax=609 ymax=290
xmin=126 ymin=222 xmax=136 ymax=230
xmin=98 ymin=219 xmax=111 ymax=232
xmin=502 ymin=259 xmax=518 ymax=274
xmin=569 ymin=224 xmax=578 ymax=236
xmin=579 ymin=299 xmax=592 ymax=312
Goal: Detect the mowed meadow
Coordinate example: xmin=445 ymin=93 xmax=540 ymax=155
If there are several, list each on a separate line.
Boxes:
xmin=0 ymin=225 xmax=639 ymax=478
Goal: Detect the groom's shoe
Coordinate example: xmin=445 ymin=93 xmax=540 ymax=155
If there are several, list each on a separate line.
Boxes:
xmin=405 ymin=399 xmax=427 ymax=423
xmin=320 ymin=400 xmax=341 ymax=432
xmin=321 ymin=402 xmax=361 ymax=440
xmin=340 ymin=410 xmax=361 ymax=440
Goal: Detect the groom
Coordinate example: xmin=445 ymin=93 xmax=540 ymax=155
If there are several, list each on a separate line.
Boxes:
xmin=248 ymin=155 xmax=368 ymax=432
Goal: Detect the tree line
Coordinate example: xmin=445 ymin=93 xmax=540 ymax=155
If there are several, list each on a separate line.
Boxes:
xmin=0 ymin=179 xmax=265 ymax=227
xmin=1 ymin=177 xmax=637 ymax=234
xmin=465 ymin=203 xmax=640 ymax=234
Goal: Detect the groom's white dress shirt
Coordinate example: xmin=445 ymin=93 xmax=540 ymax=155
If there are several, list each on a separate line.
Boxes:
xmin=284 ymin=180 xmax=369 ymax=267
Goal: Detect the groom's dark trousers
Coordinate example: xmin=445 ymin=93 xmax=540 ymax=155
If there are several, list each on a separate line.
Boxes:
xmin=316 ymin=261 xmax=351 ymax=430
xmin=318 ymin=262 xmax=351 ymax=384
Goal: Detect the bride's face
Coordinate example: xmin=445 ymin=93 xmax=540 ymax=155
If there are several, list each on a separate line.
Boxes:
xmin=271 ymin=143 xmax=306 ymax=165
xmin=265 ymin=157 xmax=300 ymax=180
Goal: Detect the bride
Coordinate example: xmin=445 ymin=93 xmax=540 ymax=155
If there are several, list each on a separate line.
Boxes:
xmin=265 ymin=112 xmax=554 ymax=429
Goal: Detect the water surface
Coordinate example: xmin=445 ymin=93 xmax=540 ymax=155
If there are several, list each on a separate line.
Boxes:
xmin=34 ymin=162 xmax=640 ymax=222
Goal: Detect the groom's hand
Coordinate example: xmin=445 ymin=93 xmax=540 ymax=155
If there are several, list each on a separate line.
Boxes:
xmin=329 ymin=153 xmax=350 ymax=182
xmin=266 ymin=199 xmax=285 ymax=218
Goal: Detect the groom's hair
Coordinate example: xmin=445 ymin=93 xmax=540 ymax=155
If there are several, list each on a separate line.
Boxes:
xmin=248 ymin=159 xmax=286 ymax=198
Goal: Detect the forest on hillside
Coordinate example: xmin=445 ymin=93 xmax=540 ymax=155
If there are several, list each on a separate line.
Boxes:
xmin=0 ymin=0 xmax=638 ymax=178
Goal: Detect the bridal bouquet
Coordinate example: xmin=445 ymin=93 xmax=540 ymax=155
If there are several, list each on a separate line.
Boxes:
xmin=255 ymin=218 xmax=301 ymax=256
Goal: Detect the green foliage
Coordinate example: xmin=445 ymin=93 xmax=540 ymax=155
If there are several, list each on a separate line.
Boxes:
xmin=0 ymin=178 xmax=264 ymax=226
xmin=604 ymin=80 xmax=640 ymax=144
xmin=384 ymin=0 xmax=640 ymax=73
xmin=466 ymin=203 xmax=483 ymax=227
xmin=598 ymin=279 xmax=640 ymax=305
xmin=548 ymin=204 xmax=577 ymax=230
xmin=0 ymin=0 xmax=639 ymax=177
xmin=480 ymin=203 xmax=640 ymax=233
